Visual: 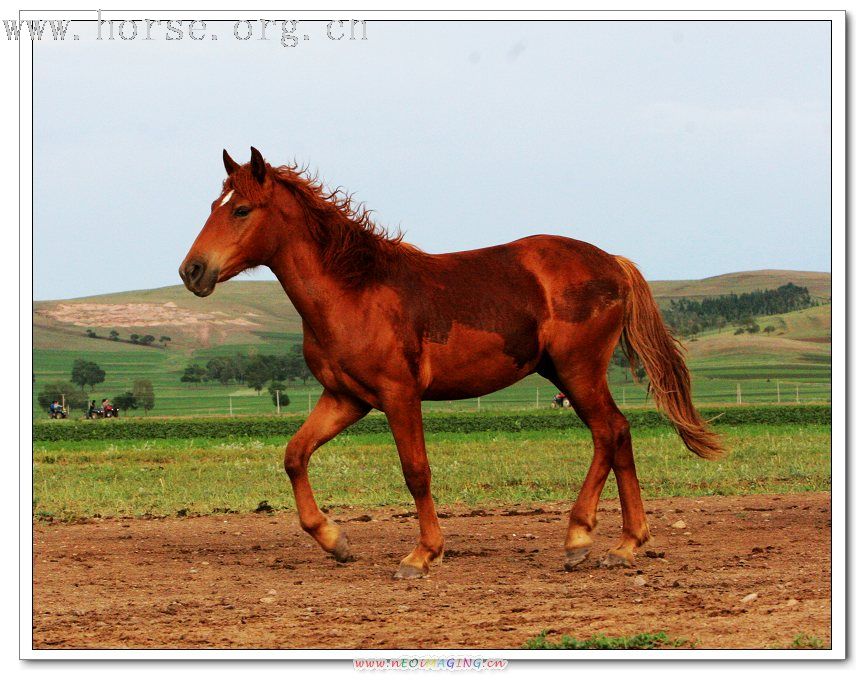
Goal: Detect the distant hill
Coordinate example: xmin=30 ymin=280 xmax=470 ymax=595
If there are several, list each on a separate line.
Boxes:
xmin=651 ymin=270 xmax=831 ymax=305
xmin=33 ymin=281 xmax=302 ymax=352
xmin=33 ymin=270 xmax=830 ymax=352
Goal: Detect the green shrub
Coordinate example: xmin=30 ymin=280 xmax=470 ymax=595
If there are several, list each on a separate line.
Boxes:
xmin=522 ymin=630 xmax=684 ymax=650
xmin=32 ymin=404 xmax=830 ymax=443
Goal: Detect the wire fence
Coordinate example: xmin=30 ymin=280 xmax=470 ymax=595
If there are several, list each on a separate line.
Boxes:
xmin=34 ymin=376 xmax=830 ymax=420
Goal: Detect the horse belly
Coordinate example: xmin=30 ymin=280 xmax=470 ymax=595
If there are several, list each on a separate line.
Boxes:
xmin=421 ymin=326 xmax=539 ymax=400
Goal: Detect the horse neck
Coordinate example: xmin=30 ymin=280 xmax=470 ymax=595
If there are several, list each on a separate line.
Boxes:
xmin=266 ymin=208 xmax=346 ymax=338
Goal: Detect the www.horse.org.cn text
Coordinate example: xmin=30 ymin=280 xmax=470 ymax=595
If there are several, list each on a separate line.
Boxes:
xmin=3 ymin=17 xmax=369 ymax=47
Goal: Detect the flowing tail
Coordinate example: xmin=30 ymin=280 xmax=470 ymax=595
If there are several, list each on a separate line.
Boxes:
xmin=615 ymin=256 xmax=726 ymax=460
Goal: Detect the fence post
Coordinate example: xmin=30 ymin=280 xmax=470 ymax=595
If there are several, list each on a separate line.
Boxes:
xmin=477 ymin=397 xmax=481 ymax=412
xmin=796 ymin=385 xmax=800 ymax=403
xmin=535 ymin=387 xmax=539 ymax=409
xmin=736 ymin=383 xmax=742 ymax=405
xmin=777 ymin=381 xmax=781 ymax=404
xmin=276 ymin=390 xmax=281 ymax=415
xmin=229 ymin=396 xmax=233 ymax=416
xmin=622 ymin=387 xmax=626 ymax=406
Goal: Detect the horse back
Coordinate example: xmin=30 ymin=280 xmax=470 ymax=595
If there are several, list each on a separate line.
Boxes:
xmin=391 ymin=235 xmax=629 ymax=398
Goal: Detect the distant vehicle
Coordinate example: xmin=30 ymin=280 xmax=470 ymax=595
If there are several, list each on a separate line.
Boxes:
xmin=90 ymin=405 xmax=118 ymax=419
xmin=551 ymin=392 xmax=570 ymax=409
xmin=48 ymin=403 xmax=68 ymax=419
xmin=87 ymin=400 xmax=119 ymax=419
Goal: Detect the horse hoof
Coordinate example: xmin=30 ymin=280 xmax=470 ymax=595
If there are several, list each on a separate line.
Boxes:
xmin=331 ymin=532 xmax=355 ymax=563
xmin=600 ymin=551 xmax=634 ymax=569
xmin=564 ymin=547 xmax=591 ymax=571
xmin=392 ymin=563 xmax=429 ymax=580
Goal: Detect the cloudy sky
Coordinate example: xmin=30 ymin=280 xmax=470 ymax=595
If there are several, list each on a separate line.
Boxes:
xmin=33 ymin=20 xmax=830 ymax=300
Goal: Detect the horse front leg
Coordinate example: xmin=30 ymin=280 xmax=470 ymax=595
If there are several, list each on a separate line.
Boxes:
xmin=384 ymin=398 xmax=444 ymax=579
xmin=284 ymin=390 xmax=370 ymax=562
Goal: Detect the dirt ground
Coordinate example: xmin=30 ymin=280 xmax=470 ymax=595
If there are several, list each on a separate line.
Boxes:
xmin=32 ymin=492 xmax=831 ymax=650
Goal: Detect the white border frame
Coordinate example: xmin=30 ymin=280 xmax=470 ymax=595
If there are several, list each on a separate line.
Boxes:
xmin=18 ymin=7 xmax=846 ymax=661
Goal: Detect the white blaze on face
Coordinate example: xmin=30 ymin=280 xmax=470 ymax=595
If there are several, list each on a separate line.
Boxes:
xmin=219 ymin=189 xmax=234 ymax=207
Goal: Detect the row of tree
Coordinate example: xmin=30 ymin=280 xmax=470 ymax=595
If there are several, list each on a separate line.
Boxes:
xmin=180 ymin=347 xmax=313 ymax=393
xmin=661 ymin=283 xmax=816 ymax=338
xmin=84 ymin=329 xmax=171 ymax=347
xmin=113 ymin=380 xmax=155 ymax=413
xmin=37 ymin=378 xmax=155 ymax=414
xmin=37 ymin=358 xmax=156 ymax=415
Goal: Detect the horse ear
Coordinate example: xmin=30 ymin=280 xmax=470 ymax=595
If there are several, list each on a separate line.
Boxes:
xmin=250 ymin=147 xmax=267 ymax=184
xmin=223 ymin=149 xmax=240 ymax=176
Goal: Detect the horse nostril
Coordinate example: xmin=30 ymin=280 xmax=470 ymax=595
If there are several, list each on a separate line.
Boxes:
xmin=182 ymin=260 xmax=205 ymax=286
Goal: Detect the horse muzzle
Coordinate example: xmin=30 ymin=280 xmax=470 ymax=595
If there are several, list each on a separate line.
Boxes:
xmin=179 ymin=257 xmax=219 ymax=297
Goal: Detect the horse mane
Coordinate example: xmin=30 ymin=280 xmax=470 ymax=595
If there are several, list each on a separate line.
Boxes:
xmin=261 ymin=163 xmax=422 ymax=288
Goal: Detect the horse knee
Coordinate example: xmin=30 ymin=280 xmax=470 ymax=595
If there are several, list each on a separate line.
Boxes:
xmin=283 ymin=441 xmax=308 ymax=478
xmin=610 ymin=416 xmax=631 ymax=449
xmin=592 ymin=415 xmax=631 ymax=458
xmin=608 ymin=417 xmax=636 ymax=468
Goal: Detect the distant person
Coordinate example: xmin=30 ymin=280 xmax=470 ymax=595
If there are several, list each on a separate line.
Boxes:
xmin=87 ymin=400 xmax=96 ymax=418
xmin=553 ymin=392 xmax=566 ymax=408
xmin=102 ymin=398 xmax=116 ymax=417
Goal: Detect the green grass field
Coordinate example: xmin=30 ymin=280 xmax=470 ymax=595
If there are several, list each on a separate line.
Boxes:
xmin=33 ymin=272 xmax=832 ymax=419
xmin=32 ymin=329 xmax=831 ymax=420
xmin=31 ymin=353 xmax=831 ymax=420
xmin=33 ymin=423 xmax=829 ymax=521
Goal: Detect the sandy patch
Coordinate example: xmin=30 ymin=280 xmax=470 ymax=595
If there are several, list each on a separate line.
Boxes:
xmin=38 ymin=302 xmax=261 ymax=329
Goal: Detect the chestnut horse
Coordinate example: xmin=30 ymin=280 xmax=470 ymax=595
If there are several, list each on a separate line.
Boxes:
xmin=180 ymin=148 xmax=724 ymax=579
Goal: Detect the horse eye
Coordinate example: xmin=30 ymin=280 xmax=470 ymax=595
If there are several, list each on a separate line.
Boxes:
xmin=233 ymin=206 xmax=251 ymax=217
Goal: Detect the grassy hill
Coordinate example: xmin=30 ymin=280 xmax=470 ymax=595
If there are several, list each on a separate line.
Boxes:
xmin=683 ymin=303 xmax=830 ymax=388
xmin=651 ymin=270 xmax=831 ymax=305
xmin=32 ymin=270 xmax=831 ymax=418
xmin=33 ymin=281 xmax=302 ymax=353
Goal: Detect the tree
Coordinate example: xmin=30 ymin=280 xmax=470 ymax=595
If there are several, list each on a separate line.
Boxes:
xmin=662 ymin=283 xmax=814 ymax=336
xmin=245 ymin=357 xmax=272 ymax=394
xmin=206 ymin=356 xmax=238 ymax=385
xmin=295 ymin=359 xmax=312 ymax=385
xmin=114 ymin=391 xmax=138 ymax=413
xmin=140 ymin=335 xmax=156 ymax=346
xmin=108 ymin=330 xmax=120 ymax=341
xmin=763 ymin=325 xmax=776 ymax=334
xmin=159 ymin=335 xmax=171 ymax=347
xmin=71 ymin=359 xmax=105 ymax=390
xmin=85 ymin=329 xmax=97 ymax=338
xmin=180 ymin=363 xmax=206 ymax=384
xmin=288 ymin=344 xmax=313 ymax=384
xmin=233 ymin=353 xmax=248 ymax=382
xmin=130 ymin=334 xmax=140 ymax=344
xmin=132 ymin=380 xmax=155 ymax=414
xmin=37 ymin=381 xmax=88 ymax=411
xmin=268 ymin=381 xmax=290 ymax=407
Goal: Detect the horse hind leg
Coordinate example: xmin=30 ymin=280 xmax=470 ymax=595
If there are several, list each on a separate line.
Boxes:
xmin=553 ymin=371 xmax=651 ymax=570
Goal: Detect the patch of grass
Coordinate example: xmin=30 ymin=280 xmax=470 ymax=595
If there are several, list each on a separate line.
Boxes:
xmin=522 ymin=630 xmax=689 ymax=650
xmin=31 ymin=404 xmax=830 ymax=442
xmin=32 ymin=424 xmax=829 ymax=521
xmin=790 ymin=634 xmax=827 ymax=649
